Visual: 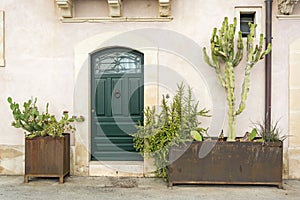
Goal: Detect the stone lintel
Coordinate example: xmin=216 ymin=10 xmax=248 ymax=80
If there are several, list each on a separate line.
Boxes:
xmin=61 ymin=16 xmax=173 ymax=23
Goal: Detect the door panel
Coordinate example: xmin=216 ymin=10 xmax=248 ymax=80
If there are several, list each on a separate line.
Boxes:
xmin=96 ymin=79 xmax=106 ymax=116
xmin=94 ymin=121 xmax=138 ymax=137
xmin=129 ymin=78 xmax=141 ymax=116
xmin=111 ymin=77 xmax=123 ymax=116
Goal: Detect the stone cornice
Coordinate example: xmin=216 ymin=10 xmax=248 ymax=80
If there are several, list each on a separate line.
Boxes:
xmin=61 ymin=17 xmax=173 ymax=23
xmin=55 ymin=0 xmax=172 ymax=21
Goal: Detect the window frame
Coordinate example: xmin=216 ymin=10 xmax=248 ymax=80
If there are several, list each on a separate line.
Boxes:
xmin=240 ymin=12 xmax=256 ymax=37
xmin=234 ymin=6 xmax=263 ymax=39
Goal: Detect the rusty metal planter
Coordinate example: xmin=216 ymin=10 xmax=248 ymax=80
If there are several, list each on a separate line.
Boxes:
xmin=168 ymin=141 xmax=283 ymax=188
xmin=24 ymin=134 xmax=70 ymax=184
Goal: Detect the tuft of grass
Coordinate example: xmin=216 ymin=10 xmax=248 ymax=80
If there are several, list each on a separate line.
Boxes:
xmin=254 ymin=120 xmax=286 ymax=142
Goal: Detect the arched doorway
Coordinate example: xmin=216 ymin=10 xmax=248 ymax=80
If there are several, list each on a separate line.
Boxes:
xmin=90 ymin=47 xmax=144 ymax=161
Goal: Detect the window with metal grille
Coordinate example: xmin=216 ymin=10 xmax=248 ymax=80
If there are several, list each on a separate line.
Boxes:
xmin=240 ymin=13 xmax=255 ymax=37
xmin=93 ymin=48 xmax=142 ymax=74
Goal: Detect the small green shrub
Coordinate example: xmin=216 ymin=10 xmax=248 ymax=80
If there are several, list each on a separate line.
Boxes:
xmin=132 ymin=83 xmax=210 ymax=181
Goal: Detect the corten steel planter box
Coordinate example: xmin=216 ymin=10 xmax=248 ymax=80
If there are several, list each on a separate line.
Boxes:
xmin=168 ymin=141 xmax=283 ymax=188
xmin=24 ymin=134 xmax=70 ymax=184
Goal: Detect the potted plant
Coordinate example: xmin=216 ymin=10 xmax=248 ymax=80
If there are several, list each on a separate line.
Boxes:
xmin=132 ymin=83 xmax=210 ymax=181
xmin=168 ymin=125 xmax=284 ymax=188
xmin=7 ymin=97 xmax=84 ymax=183
xmin=167 ymin=17 xmax=283 ymax=188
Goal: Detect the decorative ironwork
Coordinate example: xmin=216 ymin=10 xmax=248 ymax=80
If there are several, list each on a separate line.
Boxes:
xmin=94 ymin=50 xmax=142 ymax=74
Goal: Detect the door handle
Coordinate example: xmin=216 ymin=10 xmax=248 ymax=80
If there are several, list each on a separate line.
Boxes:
xmin=114 ymin=89 xmax=121 ymax=99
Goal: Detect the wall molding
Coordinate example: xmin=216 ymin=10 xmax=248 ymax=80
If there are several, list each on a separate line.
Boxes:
xmin=56 ymin=0 xmax=172 ymax=21
xmin=61 ymin=16 xmax=173 ymax=23
xmin=276 ymin=14 xmax=300 ymax=19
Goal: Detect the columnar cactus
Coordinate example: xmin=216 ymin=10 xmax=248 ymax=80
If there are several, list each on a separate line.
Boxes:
xmin=203 ymin=17 xmax=271 ymax=141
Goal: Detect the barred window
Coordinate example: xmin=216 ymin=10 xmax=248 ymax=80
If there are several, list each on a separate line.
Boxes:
xmin=240 ymin=13 xmax=255 ymax=37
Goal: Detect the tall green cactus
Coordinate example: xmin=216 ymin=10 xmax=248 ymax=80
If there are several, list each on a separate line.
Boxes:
xmin=203 ymin=17 xmax=271 ymax=141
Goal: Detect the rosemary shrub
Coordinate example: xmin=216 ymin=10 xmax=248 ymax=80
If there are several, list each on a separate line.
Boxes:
xmin=132 ymin=83 xmax=210 ymax=181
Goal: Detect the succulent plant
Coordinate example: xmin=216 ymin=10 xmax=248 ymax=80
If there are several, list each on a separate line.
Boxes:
xmin=7 ymin=97 xmax=84 ymax=138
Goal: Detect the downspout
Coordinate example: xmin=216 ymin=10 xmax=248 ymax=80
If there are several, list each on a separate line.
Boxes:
xmin=265 ymin=0 xmax=272 ymax=131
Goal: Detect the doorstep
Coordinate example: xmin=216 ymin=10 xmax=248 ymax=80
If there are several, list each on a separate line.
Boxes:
xmin=89 ymin=161 xmax=144 ymax=177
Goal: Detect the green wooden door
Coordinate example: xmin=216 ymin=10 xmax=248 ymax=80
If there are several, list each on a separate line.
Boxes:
xmin=91 ymin=48 xmax=143 ymax=161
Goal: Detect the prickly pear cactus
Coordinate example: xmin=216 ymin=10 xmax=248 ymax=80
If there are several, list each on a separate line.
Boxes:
xmin=203 ymin=17 xmax=271 ymax=141
xmin=7 ymin=97 xmax=84 ymax=138
xmin=7 ymin=97 xmax=52 ymax=138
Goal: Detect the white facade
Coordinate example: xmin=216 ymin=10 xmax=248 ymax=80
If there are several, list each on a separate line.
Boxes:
xmin=0 ymin=0 xmax=299 ymax=179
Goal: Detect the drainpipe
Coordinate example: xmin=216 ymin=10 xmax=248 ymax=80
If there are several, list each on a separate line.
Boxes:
xmin=265 ymin=0 xmax=272 ymax=131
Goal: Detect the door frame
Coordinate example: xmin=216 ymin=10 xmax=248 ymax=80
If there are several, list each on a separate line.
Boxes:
xmin=73 ymin=30 xmax=227 ymax=176
xmin=73 ymin=32 xmax=159 ymax=176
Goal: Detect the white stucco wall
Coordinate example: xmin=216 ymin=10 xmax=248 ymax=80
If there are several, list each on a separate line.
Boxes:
xmin=0 ymin=0 xmax=296 ymax=177
xmin=0 ymin=0 xmax=269 ymax=143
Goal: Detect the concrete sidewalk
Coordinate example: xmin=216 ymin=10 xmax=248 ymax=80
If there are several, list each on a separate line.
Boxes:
xmin=0 ymin=176 xmax=299 ymax=200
